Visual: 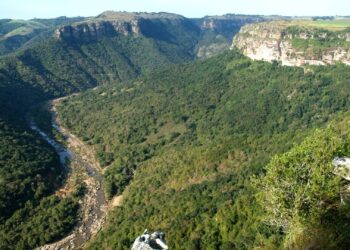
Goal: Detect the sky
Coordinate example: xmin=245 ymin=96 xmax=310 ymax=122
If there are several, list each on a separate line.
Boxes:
xmin=0 ymin=0 xmax=349 ymax=20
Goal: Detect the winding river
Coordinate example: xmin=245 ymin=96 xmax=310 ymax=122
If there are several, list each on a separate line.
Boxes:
xmin=30 ymin=101 xmax=108 ymax=250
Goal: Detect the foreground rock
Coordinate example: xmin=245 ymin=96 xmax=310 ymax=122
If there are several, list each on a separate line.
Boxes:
xmin=333 ymin=157 xmax=350 ymax=204
xmin=333 ymin=157 xmax=350 ymax=181
xmin=131 ymin=230 xmax=168 ymax=250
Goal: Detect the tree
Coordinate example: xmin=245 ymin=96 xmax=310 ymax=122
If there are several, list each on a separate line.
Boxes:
xmin=256 ymin=123 xmax=350 ymax=248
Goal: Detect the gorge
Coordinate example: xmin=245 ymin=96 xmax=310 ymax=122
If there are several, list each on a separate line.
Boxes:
xmin=1 ymin=10 xmax=350 ymax=250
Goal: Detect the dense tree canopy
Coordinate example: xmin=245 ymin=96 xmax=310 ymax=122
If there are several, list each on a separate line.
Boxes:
xmin=257 ymin=117 xmax=350 ymax=248
xmin=56 ymin=51 xmax=350 ymax=249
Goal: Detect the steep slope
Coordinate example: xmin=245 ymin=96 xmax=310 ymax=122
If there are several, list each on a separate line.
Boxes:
xmin=233 ymin=20 xmax=350 ymax=66
xmin=0 ymin=117 xmax=60 ymax=221
xmin=57 ymin=51 xmax=350 ymax=249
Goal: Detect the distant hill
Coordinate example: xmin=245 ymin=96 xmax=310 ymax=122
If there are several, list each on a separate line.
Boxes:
xmin=0 ymin=16 xmax=86 ymax=56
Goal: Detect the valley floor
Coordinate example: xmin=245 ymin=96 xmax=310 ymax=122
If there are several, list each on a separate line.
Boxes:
xmin=32 ymin=99 xmax=120 ymax=250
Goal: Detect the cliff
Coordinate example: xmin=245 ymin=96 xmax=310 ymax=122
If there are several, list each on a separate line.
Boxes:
xmin=53 ymin=12 xmax=195 ymax=41
xmin=233 ymin=21 xmax=350 ymax=66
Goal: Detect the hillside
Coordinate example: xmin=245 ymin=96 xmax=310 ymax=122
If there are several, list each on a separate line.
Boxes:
xmin=233 ymin=20 xmax=350 ymax=66
xmin=57 ymin=50 xmax=350 ymax=249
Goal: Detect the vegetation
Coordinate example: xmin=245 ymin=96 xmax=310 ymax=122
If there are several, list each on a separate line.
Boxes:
xmin=1 ymin=12 xmax=350 ymax=249
xmin=312 ymin=16 xmax=335 ymax=21
xmin=282 ymin=19 xmax=350 ymax=31
xmin=285 ymin=25 xmax=350 ymax=52
xmin=0 ymin=115 xmax=83 ymax=249
xmin=307 ymin=19 xmax=350 ymax=30
xmin=0 ymin=17 xmax=87 ymax=56
xmin=0 ymin=195 xmax=80 ymax=250
xmin=257 ymin=118 xmax=350 ymax=248
xmin=0 ymin=118 xmax=61 ymax=222
xmin=0 ymin=15 xmax=236 ymax=248
xmin=57 ymin=50 xmax=350 ymax=249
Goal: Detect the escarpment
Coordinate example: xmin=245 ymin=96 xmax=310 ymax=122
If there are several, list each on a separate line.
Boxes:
xmin=53 ymin=11 xmax=196 ymax=41
xmin=54 ymin=19 xmax=141 ymax=40
xmin=233 ymin=21 xmax=350 ymax=66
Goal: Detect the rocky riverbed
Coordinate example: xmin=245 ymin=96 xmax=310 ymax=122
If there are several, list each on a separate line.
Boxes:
xmin=31 ymin=99 xmax=109 ymax=250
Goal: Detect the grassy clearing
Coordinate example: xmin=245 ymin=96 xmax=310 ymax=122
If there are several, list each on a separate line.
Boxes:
xmin=292 ymin=19 xmax=350 ymax=31
xmin=1 ymin=20 xmax=47 ymax=38
xmin=262 ymin=19 xmax=350 ymax=31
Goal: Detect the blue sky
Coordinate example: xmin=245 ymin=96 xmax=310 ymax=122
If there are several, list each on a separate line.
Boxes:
xmin=0 ymin=0 xmax=349 ymax=19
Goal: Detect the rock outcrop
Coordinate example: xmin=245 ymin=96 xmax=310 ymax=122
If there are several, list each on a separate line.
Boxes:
xmin=54 ymin=20 xmax=140 ymax=40
xmin=333 ymin=157 xmax=350 ymax=181
xmin=54 ymin=11 xmax=190 ymax=41
xmin=131 ymin=230 xmax=168 ymax=250
xmin=332 ymin=157 xmax=350 ymax=204
xmin=232 ymin=21 xmax=350 ymax=66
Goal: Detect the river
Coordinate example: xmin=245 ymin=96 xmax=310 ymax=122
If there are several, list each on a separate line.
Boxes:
xmin=30 ymin=101 xmax=108 ymax=250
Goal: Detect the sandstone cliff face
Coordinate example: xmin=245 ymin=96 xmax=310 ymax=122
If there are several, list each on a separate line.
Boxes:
xmin=233 ymin=22 xmax=350 ymax=66
xmin=53 ymin=12 xmax=189 ymax=41
xmin=54 ymin=20 xmax=140 ymax=40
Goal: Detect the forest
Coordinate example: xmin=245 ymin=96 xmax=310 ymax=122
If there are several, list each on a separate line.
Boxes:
xmin=57 ymin=50 xmax=350 ymax=249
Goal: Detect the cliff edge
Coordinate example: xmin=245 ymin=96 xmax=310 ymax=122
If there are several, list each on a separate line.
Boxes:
xmin=232 ymin=21 xmax=350 ymax=66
